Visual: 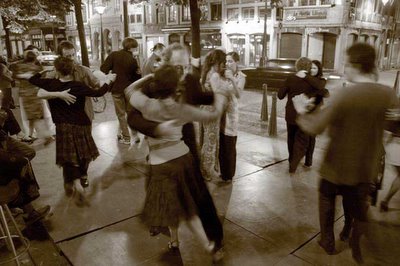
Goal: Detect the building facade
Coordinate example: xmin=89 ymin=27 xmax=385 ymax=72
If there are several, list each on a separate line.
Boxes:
xmin=63 ymin=0 xmax=399 ymax=73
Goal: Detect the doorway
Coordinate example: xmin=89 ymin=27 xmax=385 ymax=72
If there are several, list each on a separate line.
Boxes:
xmin=322 ymin=33 xmax=336 ymax=69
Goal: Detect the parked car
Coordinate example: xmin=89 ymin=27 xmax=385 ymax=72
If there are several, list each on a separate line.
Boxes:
xmin=38 ymin=51 xmax=58 ymax=66
xmin=242 ymin=58 xmax=297 ymax=91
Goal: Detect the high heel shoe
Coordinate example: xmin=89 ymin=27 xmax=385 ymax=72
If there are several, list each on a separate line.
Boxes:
xmin=80 ymin=176 xmax=89 ymax=188
xmin=168 ymin=240 xmax=179 ymax=251
xmin=380 ymin=201 xmax=389 ymax=212
xmin=207 ymin=241 xmax=224 ymax=262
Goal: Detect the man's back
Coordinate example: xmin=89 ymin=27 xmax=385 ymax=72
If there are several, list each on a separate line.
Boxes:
xmin=322 ymin=83 xmax=398 ymax=186
xmin=100 ymin=49 xmax=141 ymax=94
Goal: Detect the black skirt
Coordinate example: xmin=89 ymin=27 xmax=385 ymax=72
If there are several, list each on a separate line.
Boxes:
xmin=55 ymin=123 xmax=99 ymax=166
xmin=142 ymin=153 xmax=198 ymax=227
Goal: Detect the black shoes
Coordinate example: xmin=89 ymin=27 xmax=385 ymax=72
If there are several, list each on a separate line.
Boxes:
xmin=80 ymin=176 xmax=89 ymax=188
xmin=23 ymin=205 xmax=51 ymax=225
xmin=318 ymin=240 xmax=337 ymax=255
xmin=149 ymin=226 xmax=161 ymax=236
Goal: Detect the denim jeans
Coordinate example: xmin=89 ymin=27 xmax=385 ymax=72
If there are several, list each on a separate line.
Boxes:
xmin=112 ymin=93 xmax=136 ymax=138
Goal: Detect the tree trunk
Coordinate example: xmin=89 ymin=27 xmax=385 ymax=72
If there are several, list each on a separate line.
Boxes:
xmin=189 ymin=0 xmax=201 ymax=73
xmin=123 ymin=0 xmax=129 ymax=38
xmin=73 ymin=0 xmax=90 ymax=67
xmin=1 ymin=17 xmax=12 ymax=59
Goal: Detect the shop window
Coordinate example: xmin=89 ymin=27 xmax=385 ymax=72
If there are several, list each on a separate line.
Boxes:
xmin=66 ymin=13 xmax=73 ymax=26
xmin=145 ymin=5 xmax=156 ymax=24
xmin=157 ymin=5 xmax=166 ymax=24
xmin=168 ymin=5 xmax=178 ymax=23
xmin=211 ymin=3 xmax=222 ymax=21
xmin=242 ymin=7 xmax=255 ymax=20
xmin=280 ymin=33 xmax=302 ymax=59
xmin=182 ymin=5 xmax=191 ymax=22
xmin=136 ymin=14 xmax=142 ymax=23
xmin=115 ymin=0 xmax=120 ymax=11
xmin=226 ymin=0 xmax=239 ymax=5
xmin=299 ymin=0 xmax=317 ymax=6
xmin=227 ymin=8 xmax=239 ymax=21
xmin=250 ymin=34 xmax=268 ymax=67
xmin=228 ymin=34 xmax=246 ymax=66
xmin=200 ymin=33 xmax=222 ymax=57
xmin=81 ymin=4 xmax=88 ymax=23
xmin=199 ymin=3 xmax=209 ymax=21
xmin=320 ymin=0 xmax=331 ymax=5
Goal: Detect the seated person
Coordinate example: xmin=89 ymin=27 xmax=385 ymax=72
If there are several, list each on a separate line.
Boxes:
xmin=0 ymin=107 xmax=50 ymax=226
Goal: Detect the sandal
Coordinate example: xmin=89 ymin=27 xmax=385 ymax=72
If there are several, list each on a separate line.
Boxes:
xmin=168 ymin=240 xmax=179 ymax=251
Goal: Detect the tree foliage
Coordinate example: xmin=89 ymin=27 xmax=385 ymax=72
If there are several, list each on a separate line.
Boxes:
xmin=0 ymin=0 xmax=73 ymax=33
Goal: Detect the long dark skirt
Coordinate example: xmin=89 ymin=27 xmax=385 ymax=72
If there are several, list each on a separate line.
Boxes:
xmin=142 ymin=153 xmax=198 ymax=227
xmin=55 ymin=123 xmax=99 ymax=166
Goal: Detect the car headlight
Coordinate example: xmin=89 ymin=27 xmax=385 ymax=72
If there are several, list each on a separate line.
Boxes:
xmin=328 ymin=75 xmax=341 ymax=80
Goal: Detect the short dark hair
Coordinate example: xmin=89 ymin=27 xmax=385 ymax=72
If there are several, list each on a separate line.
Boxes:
xmin=346 ymin=42 xmax=376 ymax=74
xmin=57 ymin=40 xmax=75 ymax=55
xmin=227 ymin=51 xmax=240 ymax=62
xmin=24 ymin=45 xmax=40 ymax=51
xmin=23 ymin=50 xmax=37 ymax=63
xmin=150 ymin=64 xmax=179 ymax=99
xmin=54 ymin=57 xmax=74 ymax=76
xmin=122 ymin=37 xmax=138 ymax=50
xmin=151 ymin=43 xmax=165 ymax=52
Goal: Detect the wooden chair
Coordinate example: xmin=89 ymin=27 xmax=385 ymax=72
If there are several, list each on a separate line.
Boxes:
xmin=0 ymin=179 xmax=36 ymax=266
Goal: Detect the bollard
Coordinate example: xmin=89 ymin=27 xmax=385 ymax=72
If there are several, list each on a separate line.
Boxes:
xmin=268 ymin=91 xmax=277 ymax=137
xmin=394 ymin=70 xmax=400 ymax=95
xmin=260 ymin=84 xmax=268 ymax=122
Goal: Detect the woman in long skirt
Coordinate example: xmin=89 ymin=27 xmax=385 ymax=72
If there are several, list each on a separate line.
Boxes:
xmin=126 ymin=63 xmax=230 ymax=261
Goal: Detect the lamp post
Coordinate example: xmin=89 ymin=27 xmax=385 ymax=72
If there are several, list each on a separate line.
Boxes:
xmin=259 ymin=0 xmax=268 ymax=67
xmin=95 ymin=5 xmax=106 ymax=63
xmin=50 ymin=15 xmax=58 ymax=52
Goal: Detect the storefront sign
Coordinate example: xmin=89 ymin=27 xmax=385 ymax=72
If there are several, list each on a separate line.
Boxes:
xmin=306 ymin=27 xmax=340 ymax=35
xmin=285 ymin=9 xmax=327 ymax=21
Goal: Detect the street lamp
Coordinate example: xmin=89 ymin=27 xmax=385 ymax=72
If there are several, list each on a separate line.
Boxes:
xmin=95 ymin=5 xmax=106 ymax=63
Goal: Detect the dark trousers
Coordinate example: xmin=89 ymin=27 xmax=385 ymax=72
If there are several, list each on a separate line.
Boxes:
xmin=219 ymin=133 xmax=237 ymax=181
xmin=305 ymin=136 xmax=316 ymax=166
xmin=62 ymin=160 xmax=89 ymax=184
xmin=183 ymin=123 xmax=224 ymax=248
xmin=287 ymin=123 xmax=310 ymax=172
xmin=319 ymin=179 xmax=370 ymax=252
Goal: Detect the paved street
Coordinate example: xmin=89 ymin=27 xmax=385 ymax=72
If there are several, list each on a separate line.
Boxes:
xmin=4 ymin=69 xmax=400 ymax=265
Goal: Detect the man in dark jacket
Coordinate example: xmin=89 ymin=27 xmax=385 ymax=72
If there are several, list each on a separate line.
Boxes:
xmin=101 ymin=37 xmax=141 ymax=145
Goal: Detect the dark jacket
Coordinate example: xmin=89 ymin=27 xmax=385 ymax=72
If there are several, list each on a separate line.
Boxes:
xmin=100 ymin=49 xmax=141 ymax=95
xmin=278 ymin=74 xmax=327 ymax=124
